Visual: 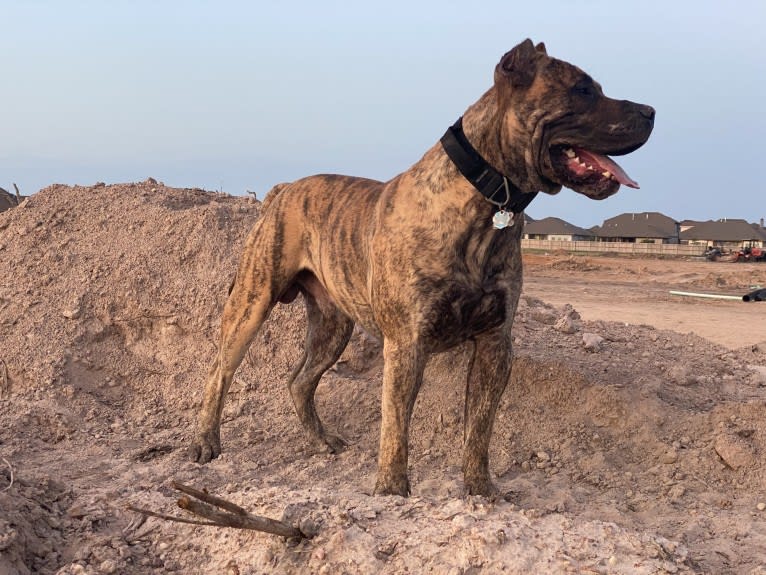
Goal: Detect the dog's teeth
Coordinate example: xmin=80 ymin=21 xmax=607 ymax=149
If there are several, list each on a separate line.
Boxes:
xmin=574 ymin=156 xmax=581 ymax=164
xmin=602 ymin=171 xmax=612 ymax=178
xmin=565 ymin=148 xmax=576 ymax=158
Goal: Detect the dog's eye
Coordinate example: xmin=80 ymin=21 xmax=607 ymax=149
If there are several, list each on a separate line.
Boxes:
xmin=573 ymin=84 xmax=595 ymax=98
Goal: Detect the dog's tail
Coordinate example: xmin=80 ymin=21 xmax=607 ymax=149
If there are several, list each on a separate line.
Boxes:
xmin=261 ymin=182 xmax=292 ymax=213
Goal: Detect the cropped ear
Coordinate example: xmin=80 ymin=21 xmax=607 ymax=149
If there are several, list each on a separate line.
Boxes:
xmin=495 ymin=39 xmax=540 ymax=88
xmin=535 ymin=41 xmax=547 ymax=54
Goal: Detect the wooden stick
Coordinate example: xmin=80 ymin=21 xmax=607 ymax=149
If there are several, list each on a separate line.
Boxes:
xmin=172 ymin=481 xmax=247 ymax=515
xmin=126 ymin=482 xmax=308 ymax=539
xmin=125 ymin=505 xmax=220 ymax=527
xmin=177 ymin=496 xmax=303 ymax=538
xmin=12 ymin=183 xmax=21 ymax=205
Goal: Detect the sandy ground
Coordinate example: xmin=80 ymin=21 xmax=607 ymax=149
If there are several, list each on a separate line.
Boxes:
xmin=1 ymin=183 xmax=766 ymax=575
xmin=523 ymin=254 xmax=766 ymax=350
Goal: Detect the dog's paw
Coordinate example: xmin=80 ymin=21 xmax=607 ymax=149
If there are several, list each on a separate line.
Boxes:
xmin=463 ymin=475 xmax=499 ymax=499
xmin=322 ymin=433 xmax=348 ymax=454
xmin=373 ymin=474 xmax=411 ymax=497
xmin=189 ymin=433 xmax=221 ymax=464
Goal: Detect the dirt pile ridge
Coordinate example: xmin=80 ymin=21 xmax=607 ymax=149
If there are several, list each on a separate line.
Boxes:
xmin=1 ymin=182 xmax=765 ymax=574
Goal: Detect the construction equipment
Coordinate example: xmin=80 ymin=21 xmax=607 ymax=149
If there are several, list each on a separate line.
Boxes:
xmin=704 ymin=246 xmax=724 ymax=261
xmin=733 ymin=243 xmax=766 ymax=262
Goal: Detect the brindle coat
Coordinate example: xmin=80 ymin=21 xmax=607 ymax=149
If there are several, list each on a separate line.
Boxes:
xmin=191 ymin=39 xmax=654 ymax=496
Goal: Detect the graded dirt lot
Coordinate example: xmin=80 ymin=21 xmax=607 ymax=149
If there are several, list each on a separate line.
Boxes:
xmin=523 ymin=253 xmax=766 ymax=350
xmin=1 ymin=183 xmax=765 ymax=574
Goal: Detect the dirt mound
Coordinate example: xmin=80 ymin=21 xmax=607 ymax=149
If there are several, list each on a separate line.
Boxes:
xmin=693 ymin=270 xmax=766 ymax=292
xmin=1 ymin=182 xmax=765 ymax=574
xmin=548 ymin=256 xmax=603 ymax=272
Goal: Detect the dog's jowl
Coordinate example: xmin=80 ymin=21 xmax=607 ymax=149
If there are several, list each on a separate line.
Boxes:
xmin=190 ymin=39 xmax=654 ymax=497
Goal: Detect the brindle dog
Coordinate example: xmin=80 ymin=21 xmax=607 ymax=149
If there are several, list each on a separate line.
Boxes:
xmin=191 ymin=39 xmax=654 ymax=497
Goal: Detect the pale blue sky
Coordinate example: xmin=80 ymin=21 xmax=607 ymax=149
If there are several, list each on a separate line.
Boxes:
xmin=2 ymin=1 xmax=764 ymax=227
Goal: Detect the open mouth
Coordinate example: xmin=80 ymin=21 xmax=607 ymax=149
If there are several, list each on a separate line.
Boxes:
xmin=549 ymin=145 xmax=639 ymax=196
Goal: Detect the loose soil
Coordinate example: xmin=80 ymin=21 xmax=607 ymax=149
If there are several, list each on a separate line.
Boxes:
xmin=1 ymin=182 xmax=765 ymax=574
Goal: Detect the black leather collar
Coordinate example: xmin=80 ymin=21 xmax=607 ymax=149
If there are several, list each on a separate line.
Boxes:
xmin=440 ymin=116 xmax=538 ymax=214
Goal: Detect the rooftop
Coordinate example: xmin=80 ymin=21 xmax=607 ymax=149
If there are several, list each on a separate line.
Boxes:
xmin=525 ymin=216 xmax=593 ymax=237
xmin=593 ymin=212 xmax=678 ymax=239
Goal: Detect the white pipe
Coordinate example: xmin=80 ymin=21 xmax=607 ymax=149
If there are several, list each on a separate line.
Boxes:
xmin=669 ymin=290 xmax=742 ymax=301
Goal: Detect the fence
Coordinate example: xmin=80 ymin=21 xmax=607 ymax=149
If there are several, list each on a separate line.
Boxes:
xmin=521 ymin=239 xmax=705 ymax=257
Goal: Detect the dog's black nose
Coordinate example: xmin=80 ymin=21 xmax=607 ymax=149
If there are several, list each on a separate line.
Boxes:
xmin=639 ymin=105 xmax=655 ymax=121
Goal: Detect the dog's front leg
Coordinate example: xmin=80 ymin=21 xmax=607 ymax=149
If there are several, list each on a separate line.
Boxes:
xmin=192 ymin=352 xmax=229 ymax=462
xmin=463 ymin=327 xmax=512 ymax=496
xmin=374 ymin=338 xmax=425 ymax=497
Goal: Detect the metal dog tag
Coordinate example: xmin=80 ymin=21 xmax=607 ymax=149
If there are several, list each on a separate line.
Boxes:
xmin=492 ymin=210 xmax=513 ymax=230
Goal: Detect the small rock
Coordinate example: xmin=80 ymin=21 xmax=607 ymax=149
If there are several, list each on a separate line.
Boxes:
xmin=99 ymin=559 xmax=119 ymax=575
xmin=530 ymin=309 xmax=557 ymax=325
xmin=299 ymin=517 xmax=320 ymax=538
xmin=554 ymin=315 xmax=577 ymax=334
xmin=757 ymin=502 xmax=766 ymax=512
xmin=536 ymin=451 xmax=550 ymax=462
xmin=668 ymin=485 xmax=686 ymax=500
xmin=668 ymin=364 xmax=695 ymax=386
xmin=562 ymin=304 xmax=581 ymax=320
xmin=62 ymin=305 xmax=82 ymax=320
xmin=451 ymin=513 xmax=475 ymax=529
xmin=582 ymin=332 xmax=604 ymax=352
xmin=375 ymin=540 xmax=398 ymax=560
xmin=715 ymin=433 xmax=756 ymax=470
xmin=73 ymin=545 xmax=92 ymax=561
xmin=661 ymin=450 xmax=678 ymax=464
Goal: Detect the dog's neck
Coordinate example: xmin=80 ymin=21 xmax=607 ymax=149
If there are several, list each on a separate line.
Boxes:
xmin=460 ymin=89 xmax=536 ymax=195
xmin=441 ymin=117 xmax=536 ymax=214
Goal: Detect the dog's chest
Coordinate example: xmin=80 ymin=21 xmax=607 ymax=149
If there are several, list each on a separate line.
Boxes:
xmin=417 ymin=225 xmax=523 ymax=350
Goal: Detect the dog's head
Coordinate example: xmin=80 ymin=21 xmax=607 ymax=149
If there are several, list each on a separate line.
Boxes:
xmin=493 ymin=39 xmax=654 ymax=200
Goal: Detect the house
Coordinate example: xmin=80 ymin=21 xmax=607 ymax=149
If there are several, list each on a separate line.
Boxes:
xmin=679 ymin=218 xmax=766 ymax=249
xmin=592 ymin=212 xmax=679 ymax=244
xmin=524 ymin=216 xmax=594 ymax=241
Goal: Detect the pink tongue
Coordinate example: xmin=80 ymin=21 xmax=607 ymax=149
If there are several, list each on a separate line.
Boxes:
xmin=574 ymin=147 xmax=640 ymax=189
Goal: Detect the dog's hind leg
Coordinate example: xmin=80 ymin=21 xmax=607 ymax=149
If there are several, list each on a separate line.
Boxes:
xmin=288 ymin=274 xmax=354 ymax=453
xmin=191 ymin=264 xmax=278 ymax=463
